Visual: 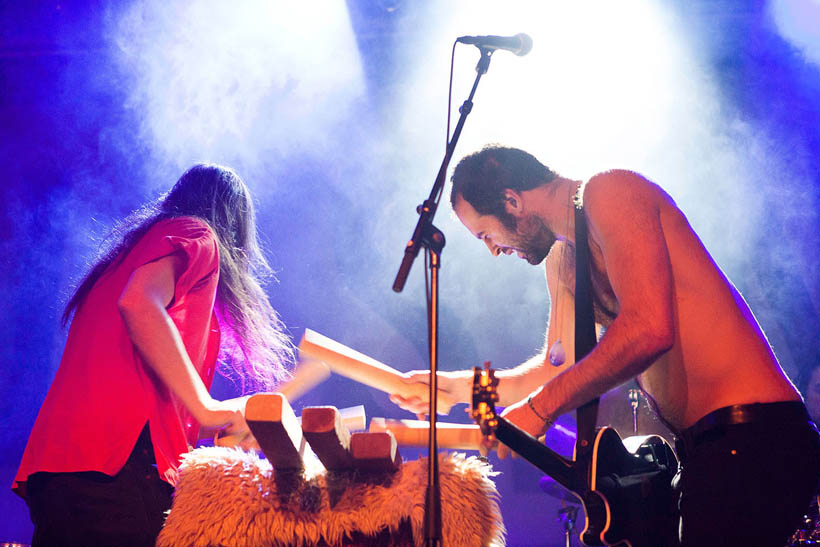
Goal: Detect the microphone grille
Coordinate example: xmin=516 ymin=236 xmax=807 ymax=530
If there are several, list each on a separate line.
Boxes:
xmin=515 ymin=33 xmax=533 ymax=56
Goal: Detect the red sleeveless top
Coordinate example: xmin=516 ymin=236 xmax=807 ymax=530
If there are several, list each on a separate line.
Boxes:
xmin=14 ymin=217 xmax=221 ymax=496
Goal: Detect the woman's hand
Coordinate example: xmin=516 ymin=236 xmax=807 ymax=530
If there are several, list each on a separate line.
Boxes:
xmin=195 ymin=396 xmax=249 ymax=431
xmin=198 ymin=396 xmax=257 ymax=450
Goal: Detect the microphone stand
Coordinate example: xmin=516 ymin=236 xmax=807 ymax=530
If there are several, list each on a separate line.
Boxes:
xmin=392 ymin=47 xmax=494 ymax=547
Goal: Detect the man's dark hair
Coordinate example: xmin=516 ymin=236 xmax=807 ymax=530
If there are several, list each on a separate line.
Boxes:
xmin=450 ymin=145 xmax=557 ymax=225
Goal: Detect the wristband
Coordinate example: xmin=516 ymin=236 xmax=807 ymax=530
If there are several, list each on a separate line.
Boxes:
xmin=527 ymin=395 xmax=554 ymax=428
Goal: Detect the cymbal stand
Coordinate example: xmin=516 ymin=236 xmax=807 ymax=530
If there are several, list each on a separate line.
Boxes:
xmin=558 ymin=505 xmax=579 ymax=547
xmin=628 ymin=388 xmax=641 ymax=434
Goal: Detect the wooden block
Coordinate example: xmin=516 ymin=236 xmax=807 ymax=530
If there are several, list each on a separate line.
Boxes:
xmin=215 ymin=404 xmax=366 ymax=451
xmin=350 ymin=431 xmax=401 ymax=472
xmin=245 ymin=392 xmax=306 ymax=470
xmin=369 ymin=418 xmax=482 ymax=450
xmin=277 ymin=357 xmax=331 ymax=402
xmin=298 ymin=329 xmax=455 ymax=414
xmin=301 ymin=406 xmax=354 ymax=471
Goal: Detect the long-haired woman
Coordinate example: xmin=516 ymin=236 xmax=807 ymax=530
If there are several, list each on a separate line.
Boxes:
xmin=14 ymin=164 xmax=293 ymax=546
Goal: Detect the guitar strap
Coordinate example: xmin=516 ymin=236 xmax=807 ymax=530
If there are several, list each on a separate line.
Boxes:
xmin=573 ymin=202 xmax=599 ymax=459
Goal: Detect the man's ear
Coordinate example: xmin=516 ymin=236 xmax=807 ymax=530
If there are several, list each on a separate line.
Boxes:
xmin=503 ymin=189 xmax=524 ymax=217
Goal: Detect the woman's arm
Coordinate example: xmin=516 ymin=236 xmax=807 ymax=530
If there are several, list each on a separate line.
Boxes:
xmin=117 ymin=254 xmax=248 ymax=435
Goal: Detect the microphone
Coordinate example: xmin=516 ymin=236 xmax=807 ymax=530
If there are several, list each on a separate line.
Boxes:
xmin=456 ymin=33 xmax=533 ymax=56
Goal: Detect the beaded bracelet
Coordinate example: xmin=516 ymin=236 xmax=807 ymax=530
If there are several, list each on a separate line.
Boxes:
xmin=527 ymin=395 xmax=554 ymax=429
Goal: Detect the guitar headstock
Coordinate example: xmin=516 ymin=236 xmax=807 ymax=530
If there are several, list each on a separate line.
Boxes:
xmin=471 ymin=361 xmax=500 ymax=441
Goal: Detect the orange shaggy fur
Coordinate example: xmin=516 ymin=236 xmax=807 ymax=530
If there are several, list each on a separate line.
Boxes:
xmin=158 ymin=447 xmax=505 ymax=546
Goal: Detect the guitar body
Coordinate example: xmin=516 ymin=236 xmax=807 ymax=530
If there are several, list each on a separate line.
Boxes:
xmin=471 ymin=367 xmax=678 ymax=547
xmin=579 ymin=427 xmax=678 ymax=547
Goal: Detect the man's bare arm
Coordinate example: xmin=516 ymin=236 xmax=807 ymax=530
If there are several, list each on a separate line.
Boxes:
xmin=391 ymin=241 xmax=576 ymax=411
xmin=525 ymin=171 xmax=675 ymax=425
xmin=493 ymin=241 xmax=576 ymax=404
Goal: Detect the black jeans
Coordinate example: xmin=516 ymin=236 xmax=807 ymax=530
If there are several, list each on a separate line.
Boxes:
xmin=673 ymin=404 xmax=820 ymax=547
xmin=26 ymin=425 xmax=173 ymax=547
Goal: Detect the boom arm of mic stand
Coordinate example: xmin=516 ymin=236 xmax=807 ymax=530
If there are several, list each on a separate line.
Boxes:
xmin=392 ymin=48 xmax=493 ymax=293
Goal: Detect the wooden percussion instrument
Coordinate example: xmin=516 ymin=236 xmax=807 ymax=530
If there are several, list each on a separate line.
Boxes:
xmin=160 ymin=393 xmax=504 ymax=547
xmin=297 ymin=329 xmax=456 ymax=414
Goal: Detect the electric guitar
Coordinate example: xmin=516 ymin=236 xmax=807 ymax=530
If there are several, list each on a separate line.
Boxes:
xmin=471 ymin=365 xmax=679 ymax=547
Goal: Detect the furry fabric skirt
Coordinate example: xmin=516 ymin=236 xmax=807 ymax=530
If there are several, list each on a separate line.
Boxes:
xmin=158 ymin=447 xmax=505 ymax=547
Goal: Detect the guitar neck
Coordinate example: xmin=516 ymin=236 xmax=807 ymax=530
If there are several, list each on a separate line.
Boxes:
xmin=494 ymin=416 xmax=583 ymax=493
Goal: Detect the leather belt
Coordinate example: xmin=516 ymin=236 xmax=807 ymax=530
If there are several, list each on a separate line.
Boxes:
xmin=675 ymin=401 xmax=809 ymax=462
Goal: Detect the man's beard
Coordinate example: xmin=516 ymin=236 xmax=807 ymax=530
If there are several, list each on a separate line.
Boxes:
xmin=510 ymin=214 xmax=556 ymax=265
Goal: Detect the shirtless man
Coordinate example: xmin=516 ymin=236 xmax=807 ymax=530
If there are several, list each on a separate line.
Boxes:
xmin=392 ymin=145 xmax=820 ymax=546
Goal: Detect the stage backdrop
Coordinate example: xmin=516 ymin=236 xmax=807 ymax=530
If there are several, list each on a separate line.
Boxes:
xmin=1 ymin=1 xmax=818 ymax=545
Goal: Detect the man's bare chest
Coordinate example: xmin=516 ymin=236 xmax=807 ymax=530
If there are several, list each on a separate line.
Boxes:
xmin=556 ymin=239 xmax=619 ymax=326
xmin=588 ymin=241 xmax=619 ymax=325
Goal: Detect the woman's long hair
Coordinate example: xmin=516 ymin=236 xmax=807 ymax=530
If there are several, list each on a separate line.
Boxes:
xmin=63 ymin=164 xmax=293 ymax=391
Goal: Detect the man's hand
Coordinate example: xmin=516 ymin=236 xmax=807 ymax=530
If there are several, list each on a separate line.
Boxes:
xmin=495 ymin=396 xmax=552 ymax=459
xmin=389 ymin=369 xmax=472 ymax=418
xmin=388 ymin=370 xmax=431 ymax=417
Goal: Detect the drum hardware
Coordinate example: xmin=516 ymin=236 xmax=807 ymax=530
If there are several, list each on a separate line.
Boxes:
xmin=787 ymin=494 xmax=820 ymax=546
xmin=558 ymin=505 xmax=580 ymax=547
xmin=628 ymin=388 xmax=641 ymax=435
xmin=540 ymin=476 xmax=581 ymax=546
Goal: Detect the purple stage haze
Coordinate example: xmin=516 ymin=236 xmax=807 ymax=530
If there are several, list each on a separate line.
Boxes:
xmin=1 ymin=1 xmax=819 ymax=545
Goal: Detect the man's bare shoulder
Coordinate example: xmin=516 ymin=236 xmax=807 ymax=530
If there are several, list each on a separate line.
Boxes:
xmin=582 ymin=170 xmax=674 ymax=219
xmin=584 ymin=169 xmax=659 ymax=201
